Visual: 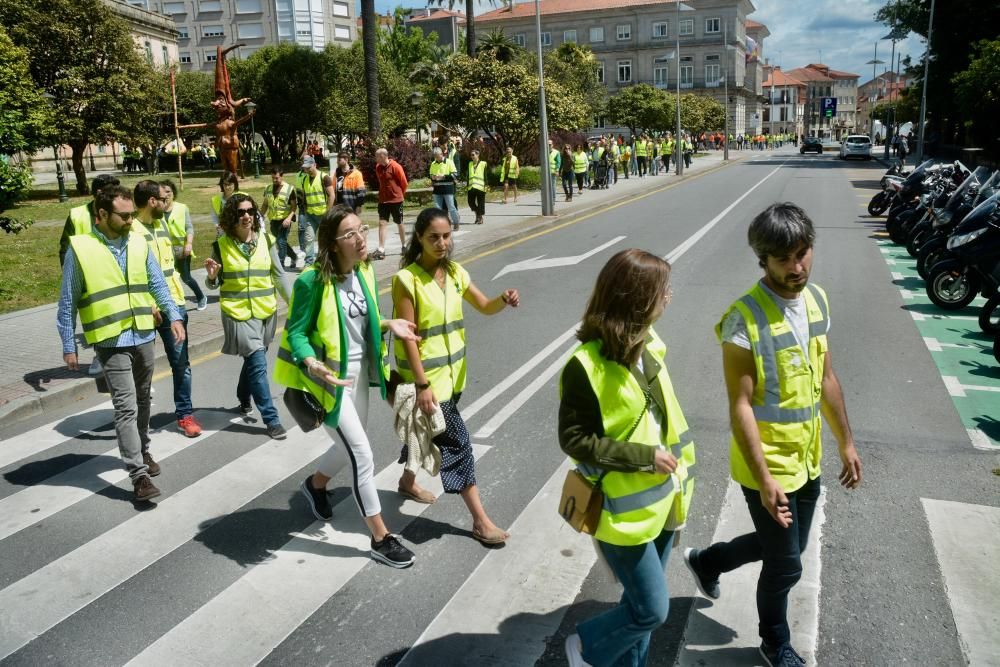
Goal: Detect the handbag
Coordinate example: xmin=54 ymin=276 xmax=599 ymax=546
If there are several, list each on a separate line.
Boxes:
xmin=558 ymin=386 xmax=653 ymax=535
xmin=283 ymin=271 xmax=328 ymax=433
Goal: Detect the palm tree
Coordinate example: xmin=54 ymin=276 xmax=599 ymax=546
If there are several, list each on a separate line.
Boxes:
xmin=410 ymin=44 xmax=451 ymax=88
xmin=360 ymin=0 xmax=381 ymax=138
xmin=477 ymin=28 xmax=520 ymax=64
xmin=428 ymin=0 xmax=506 ymax=59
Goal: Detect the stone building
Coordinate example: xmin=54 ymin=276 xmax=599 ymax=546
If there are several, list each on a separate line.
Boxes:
xmin=784 ymin=63 xmax=860 ymax=140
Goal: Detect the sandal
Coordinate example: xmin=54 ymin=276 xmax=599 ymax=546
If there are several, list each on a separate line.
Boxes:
xmin=472 ymin=526 xmax=509 ymax=546
xmin=397 ymin=486 xmax=436 ymax=504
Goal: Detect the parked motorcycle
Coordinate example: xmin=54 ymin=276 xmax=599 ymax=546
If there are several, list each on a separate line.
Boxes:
xmin=925 ymin=191 xmax=1000 ymax=310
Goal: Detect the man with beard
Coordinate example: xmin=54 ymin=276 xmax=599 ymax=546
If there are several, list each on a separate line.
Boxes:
xmin=682 ymin=203 xmax=862 ymax=667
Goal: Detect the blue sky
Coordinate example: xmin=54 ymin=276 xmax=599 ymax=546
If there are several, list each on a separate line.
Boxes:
xmin=359 ymin=0 xmax=926 ymax=85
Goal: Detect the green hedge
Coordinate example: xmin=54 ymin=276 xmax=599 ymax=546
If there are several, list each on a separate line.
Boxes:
xmin=487 ymin=165 xmax=541 ymax=190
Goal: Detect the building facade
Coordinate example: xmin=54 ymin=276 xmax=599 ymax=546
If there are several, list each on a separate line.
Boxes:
xmin=404 ymin=8 xmax=465 ymax=53
xmin=107 ymin=0 xmax=181 ymax=67
xmin=762 ymin=64 xmax=805 ymax=138
xmin=857 ymin=71 xmax=909 ymax=140
xmin=124 ymin=0 xmax=357 ymax=70
xmin=477 ymin=0 xmax=766 ymax=137
xmin=785 ymin=63 xmax=860 ymax=140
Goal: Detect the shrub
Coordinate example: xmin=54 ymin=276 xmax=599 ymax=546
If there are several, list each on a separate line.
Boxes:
xmin=487 ymin=165 xmax=541 ymax=190
xmin=0 ymin=157 xmax=33 ymax=234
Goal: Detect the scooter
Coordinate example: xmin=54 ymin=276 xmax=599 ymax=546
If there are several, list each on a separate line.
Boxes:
xmin=925 ymin=191 xmax=1000 ymax=310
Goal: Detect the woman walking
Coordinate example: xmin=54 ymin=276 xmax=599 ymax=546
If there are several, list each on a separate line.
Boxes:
xmin=210 ymin=171 xmax=245 ymax=236
xmin=467 ymin=149 xmax=487 ymax=224
xmin=392 ymin=207 xmax=518 ymax=546
xmin=275 ymin=205 xmax=421 ymax=568
xmin=204 ymin=193 xmax=290 ymax=439
xmin=560 ymin=249 xmax=696 ymax=667
xmin=161 ymin=179 xmax=207 ymax=311
xmin=561 ymin=145 xmax=576 ymax=202
xmin=573 ymin=145 xmax=589 ymax=196
xmin=500 ymin=147 xmax=519 ymax=205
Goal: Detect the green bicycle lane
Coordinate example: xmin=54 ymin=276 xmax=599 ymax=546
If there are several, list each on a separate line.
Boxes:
xmin=877 ymin=239 xmax=1000 ymax=450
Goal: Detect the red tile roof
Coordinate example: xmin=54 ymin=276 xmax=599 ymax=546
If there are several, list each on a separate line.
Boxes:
xmin=764 ymin=68 xmax=806 ymax=88
xmin=408 ymin=9 xmax=466 ymax=24
xmin=479 ymin=0 xmax=681 ymax=22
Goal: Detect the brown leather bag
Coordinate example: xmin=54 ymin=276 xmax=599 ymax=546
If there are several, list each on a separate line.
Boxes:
xmin=558 ymin=468 xmax=608 ymax=535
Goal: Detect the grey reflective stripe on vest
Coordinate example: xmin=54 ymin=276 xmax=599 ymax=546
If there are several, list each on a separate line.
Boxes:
xmin=221 ymin=269 xmax=271 ymax=279
xmin=418 ymin=319 xmax=465 ymax=339
xmin=603 ymin=475 xmax=677 ymax=515
xmin=276 ymin=346 xmax=342 ymax=373
xmin=739 ymin=295 xmax=782 ymax=405
xmin=397 ymin=345 xmax=467 ymax=371
xmin=162 ymin=268 xmax=174 ymax=278
xmin=275 ymin=347 xmax=341 ymax=401
xmin=220 ymin=288 xmax=275 ymax=299
xmin=752 ymin=402 xmax=820 ymax=423
xmin=577 ymin=462 xmax=603 ymax=478
xmin=80 ymin=306 xmax=154 ymax=332
xmin=805 ymin=284 xmax=828 ymax=338
xmin=78 ymin=284 xmax=150 ymax=309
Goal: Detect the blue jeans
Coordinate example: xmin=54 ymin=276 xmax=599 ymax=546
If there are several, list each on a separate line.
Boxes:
xmin=237 ymin=347 xmax=279 ymax=427
xmin=298 ymin=212 xmax=321 ymax=264
xmin=433 ymin=193 xmax=460 ymax=227
xmin=176 ymin=255 xmax=204 ymax=302
xmin=269 ymin=219 xmax=292 ymax=266
xmin=578 ymin=530 xmax=675 ymax=667
xmin=155 ymin=310 xmax=192 ymax=420
xmin=696 ymin=476 xmax=822 ymax=647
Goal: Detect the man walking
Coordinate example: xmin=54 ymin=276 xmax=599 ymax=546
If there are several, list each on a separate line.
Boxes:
xmin=683 ymin=203 xmax=862 ymax=667
xmin=373 ymin=147 xmax=407 ymax=260
xmin=429 ymin=147 xmax=461 ymax=230
xmin=467 ymin=149 xmax=487 ymax=225
xmin=295 ymin=155 xmax=333 ymax=266
xmin=260 ymin=167 xmax=297 ymax=268
xmin=334 ymin=152 xmax=367 ymax=215
xmin=133 ymin=180 xmax=202 ymax=438
xmin=57 ymin=185 xmax=186 ymax=501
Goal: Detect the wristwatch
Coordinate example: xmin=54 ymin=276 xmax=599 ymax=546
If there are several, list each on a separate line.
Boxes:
xmin=415 ymin=382 xmax=430 ymax=390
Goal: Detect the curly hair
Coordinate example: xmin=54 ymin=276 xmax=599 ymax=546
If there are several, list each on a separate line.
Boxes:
xmin=218 ymin=192 xmax=260 ymax=238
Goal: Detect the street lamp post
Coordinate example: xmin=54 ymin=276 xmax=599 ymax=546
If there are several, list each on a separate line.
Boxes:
xmin=916 ymin=0 xmax=935 ymax=163
xmin=865 ymin=46 xmax=885 ymax=144
xmin=675 ymin=1 xmax=694 ymax=176
xmin=723 ymin=18 xmax=729 ymax=161
xmin=245 ymin=101 xmax=260 ymax=178
xmin=534 ymin=0 xmax=553 ymax=216
xmin=42 ymin=92 xmax=69 ymax=203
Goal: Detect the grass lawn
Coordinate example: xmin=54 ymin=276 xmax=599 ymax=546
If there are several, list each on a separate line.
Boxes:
xmin=1 ymin=169 xmax=533 ymax=315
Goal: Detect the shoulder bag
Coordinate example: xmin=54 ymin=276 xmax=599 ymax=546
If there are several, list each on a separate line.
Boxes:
xmin=283 ymin=272 xmax=327 ymax=432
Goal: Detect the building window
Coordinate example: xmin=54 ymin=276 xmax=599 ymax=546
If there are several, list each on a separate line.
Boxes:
xmin=177 ymin=26 xmax=189 ymax=39
xmin=144 ymin=41 xmax=153 ymax=64
xmin=564 ymin=29 xmax=577 ymax=44
xmin=237 ymin=22 xmax=264 ymax=39
xmin=541 ymin=32 xmax=551 ymax=46
xmin=333 ymin=0 xmax=349 ymax=17
xmin=654 ymin=65 xmax=669 ymax=89
xmin=705 ymin=63 xmax=721 ymax=87
xmin=705 ymin=18 xmax=721 ymax=34
xmin=589 ymin=26 xmax=604 ymax=43
xmin=680 ymin=57 xmax=693 ymax=87
xmin=593 ymin=116 xmax=606 ymax=129
xmin=162 ymin=45 xmax=170 ymax=63
xmin=163 ymin=1 xmax=186 ymax=14
xmin=179 ymin=52 xmax=192 ymax=63
xmin=202 ymin=25 xmax=224 ymax=37
xmin=616 ymin=24 xmax=631 ymax=41
xmin=617 ymin=59 xmax=632 ymax=83
xmin=652 ymin=21 xmax=668 ymax=38
xmin=679 ymin=19 xmax=693 ymax=35
xmin=235 ymin=0 xmax=261 ymax=13
xmin=205 ymin=51 xmax=217 ymax=62
xmin=334 ymin=24 xmax=350 ymax=40
xmin=278 ymin=21 xmax=292 ymax=38
xmin=514 ymin=33 xmax=526 ymax=47
xmin=199 ymin=0 xmax=222 ymax=11
xmin=596 ymin=61 xmax=604 ymax=83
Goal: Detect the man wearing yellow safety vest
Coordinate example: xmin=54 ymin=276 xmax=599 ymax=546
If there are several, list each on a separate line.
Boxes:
xmin=683 ymin=203 xmax=862 ymax=667
xmin=295 ymin=155 xmax=334 ymax=266
xmin=429 ymin=147 xmax=461 ymax=230
xmin=634 ymin=134 xmax=648 ymax=178
xmin=260 ymin=166 xmax=298 ymax=269
xmin=59 ymin=173 xmax=121 ymax=266
xmin=547 ymin=139 xmax=560 ymax=199
xmin=161 ymin=179 xmax=208 ymax=311
xmin=467 ymin=149 xmax=488 ymax=225
xmin=133 ymin=180 xmax=203 ymax=438
xmin=501 ymin=146 xmax=520 ymax=204
xmin=56 ymin=185 xmax=186 ymax=502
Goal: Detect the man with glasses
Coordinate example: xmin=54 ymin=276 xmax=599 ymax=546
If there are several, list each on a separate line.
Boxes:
xmin=57 ymin=185 xmax=185 ymax=502
xmin=134 ymin=180 xmax=202 ymax=439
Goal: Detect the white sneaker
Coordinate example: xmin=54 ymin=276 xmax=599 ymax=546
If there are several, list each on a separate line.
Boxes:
xmin=564 ymin=633 xmax=591 ymax=667
xmin=88 ymin=358 xmax=103 ymax=376
xmin=196 ymin=296 xmax=208 ymax=311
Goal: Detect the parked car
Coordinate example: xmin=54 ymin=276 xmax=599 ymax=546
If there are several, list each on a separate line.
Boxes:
xmin=800 ymin=137 xmax=823 ymax=155
xmin=840 ymin=135 xmax=872 ymax=160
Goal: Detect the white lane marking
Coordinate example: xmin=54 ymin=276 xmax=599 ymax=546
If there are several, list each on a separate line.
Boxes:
xmin=885 ymin=259 xmax=897 ymax=265
xmin=942 ymin=375 xmax=1000 ymax=398
xmin=127 ymin=445 xmax=492 ymax=667
xmin=922 ymin=338 xmax=983 ymax=353
xmin=473 ymin=345 xmax=576 ymax=439
xmin=892 ymin=272 xmax=904 ymax=280
xmin=0 ymin=400 xmax=115 ymax=470
xmin=967 ymin=428 xmax=999 ymax=451
xmin=491 ymin=235 xmax=627 ymax=281
xmin=0 ymin=410 xmax=236 ymax=542
xmin=0 ymin=427 xmax=330 ymax=659
xmin=910 ymin=311 xmax=978 ymax=322
xmin=676 ymin=482 xmax=826 ymax=666
xmin=921 ymin=499 xmax=1000 ymax=666
xmin=398 ymin=458 xmax=596 ymax=667
xmin=900 ymin=288 xmax=916 ymax=299
xmin=664 ymin=165 xmax=784 ymax=264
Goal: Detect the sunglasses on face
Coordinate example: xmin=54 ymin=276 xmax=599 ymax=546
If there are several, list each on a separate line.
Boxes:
xmin=237 ymin=207 xmax=257 ymax=217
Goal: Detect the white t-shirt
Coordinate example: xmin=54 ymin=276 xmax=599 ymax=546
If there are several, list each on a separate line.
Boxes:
xmin=337 ymin=272 xmax=370 ymax=366
xmin=721 ymin=280 xmax=829 ymax=351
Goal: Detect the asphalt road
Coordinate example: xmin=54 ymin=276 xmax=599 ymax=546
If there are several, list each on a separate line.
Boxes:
xmin=1 ymin=146 xmax=996 ymax=667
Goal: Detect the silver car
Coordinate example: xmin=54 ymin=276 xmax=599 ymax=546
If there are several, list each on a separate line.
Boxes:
xmin=840 ymin=135 xmax=872 ymax=160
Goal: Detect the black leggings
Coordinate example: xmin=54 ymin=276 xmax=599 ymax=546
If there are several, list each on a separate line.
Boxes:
xmin=467 ymin=189 xmax=485 ymax=215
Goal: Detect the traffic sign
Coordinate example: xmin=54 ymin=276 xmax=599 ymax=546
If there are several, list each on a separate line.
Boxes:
xmin=822 ymin=97 xmax=837 ymax=118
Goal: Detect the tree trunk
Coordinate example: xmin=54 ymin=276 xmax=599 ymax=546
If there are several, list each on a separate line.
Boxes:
xmin=465 ymin=0 xmax=476 ymax=58
xmin=360 ymin=0 xmax=382 ymax=140
xmin=70 ymin=140 xmax=89 ymax=195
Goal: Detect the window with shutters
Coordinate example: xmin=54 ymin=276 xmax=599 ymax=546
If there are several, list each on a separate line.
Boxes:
xmin=202 ymin=25 xmax=224 ymax=37
xmin=334 ymin=24 xmax=350 ymax=40
xmin=235 ymin=0 xmax=262 ymax=13
xmin=237 ymin=23 xmax=264 ymax=39
xmin=333 ymin=1 xmax=349 ymax=17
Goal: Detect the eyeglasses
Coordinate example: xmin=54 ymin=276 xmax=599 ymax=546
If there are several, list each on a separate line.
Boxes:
xmin=111 ymin=210 xmax=134 ymax=221
xmin=237 ymin=207 xmax=257 ymax=217
xmin=335 ymin=225 xmax=370 ymax=242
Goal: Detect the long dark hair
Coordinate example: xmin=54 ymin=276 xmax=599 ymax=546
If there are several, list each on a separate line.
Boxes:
xmin=399 ymin=207 xmax=454 ymax=273
xmin=315 ymin=204 xmax=363 ymax=283
xmin=219 ymin=193 xmax=260 ymax=238
xmin=577 ymin=249 xmax=671 ymax=367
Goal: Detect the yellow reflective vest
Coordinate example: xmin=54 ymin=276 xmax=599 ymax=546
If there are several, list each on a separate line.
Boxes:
xmin=548 ymin=148 xmax=560 ymax=173
xmin=565 ymin=330 xmax=696 ymax=546
xmin=635 ymin=141 xmax=648 ymax=158
xmin=716 ymin=282 xmax=829 ymax=492
xmin=133 ymin=219 xmax=184 ymax=306
xmin=68 ymin=232 xmax=156 ymax=344
xmin=211 ymin=191 xmax=248 ymax=219
xmin=264 ymin=182 xmax=295 ymax=221
xmin=468 ymin=160 xmax=487 ymax=192
xmin=392 ymin=262 xmax=470 ymax=402
xmin=163 ymin=202 xmax=190 ymax=247
xmin=501 ymin=156 xmax=519 ymax=180
xmin=273 ymin=262 xmax=389 ymax=426
xmin=297 ymin=170 xmax=329 ymax=215
xmin=216 ymin=233 xmax=278 ymax=321
xmin=573 ymin=151 xmax=588 ymax=174
xmin=69 ymin=204 xmax=93 ymax=236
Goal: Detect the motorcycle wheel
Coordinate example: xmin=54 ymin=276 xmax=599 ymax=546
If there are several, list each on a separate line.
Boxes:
xmin=906 ymin=224 xmax=930 ymax=258
xmin=916 ymin=242 xmax=949 ymax=280
xmin=994 ymin=333 xmax=1000 ymax=365
xmin=868 ymin=192 xmax=889 ymax=216
xmin=927 ymin=262 xmax=981 ymax=310
xmin=979 ymin=295 xmax=1000 ymax=334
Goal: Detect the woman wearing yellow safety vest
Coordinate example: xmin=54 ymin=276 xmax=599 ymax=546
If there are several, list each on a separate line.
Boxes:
xmin=572 ymin=145 xmax=589 ymax=195
xmin=210 ymin=171 xmax=246 ymax=237
xmin=161 ymin=179 xmax=207 ymax=311
xmin=276 ymin=205 xmax=421 ymax=568
xmin=391 ymin=207 xmax=520 ymax=546
xmin=204 ymin=194 xmax=291 ymax=440
xmin=466 ymin=149 xmax=487 ymax=225
xmin=500 ymin=146 xmax=519 ymax=205
xmin=559 ymin=249 xmax=696 ymax=667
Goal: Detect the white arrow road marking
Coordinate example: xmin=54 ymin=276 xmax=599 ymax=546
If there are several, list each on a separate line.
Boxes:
xmin=491 ymin=236 xmax=626 ymax=280
xmin=942 ymin=375 xmax=1000 ymax=397
xmin=910 ymin=311 xmax=977 ymax=322
xmin=967 ymin=428 xmax=999 ymax=451
xmin=922 ymin=337 xmax=983 ymax=352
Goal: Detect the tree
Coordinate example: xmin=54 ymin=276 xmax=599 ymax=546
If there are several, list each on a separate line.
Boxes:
xmin=360 ymin=0 xmax=382 ymax=140
xmin=477 ymin=28 xmax=521 ymax=64
xmin=0 ymin=0 xmax=163 ymax=193
xmin=952 ymin=38 xmax=1000 ymax=155
xmin=427 ymin=0 xmax=504 ymax=59
xmin=679 ymin=94 xmax=726 ymax=135
xmin=606 ymin=85 xmax=671 ymax=135
xmin=544 ymin=42 xmax=605 ymax=120
xmin=378 ymin=8 xmax=441 ymax=77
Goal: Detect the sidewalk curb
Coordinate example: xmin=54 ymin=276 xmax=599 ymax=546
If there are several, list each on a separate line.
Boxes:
xmin=0 ymin=153 xmax=743 ymax=432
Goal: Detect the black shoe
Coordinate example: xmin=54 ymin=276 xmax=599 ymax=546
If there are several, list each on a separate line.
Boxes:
xmin=683 ymin=548 xmax=720 ymax=600
xmin=759 ymin=642 xmax=805 ymax=667
xmin=370 ymin=534 xmax=415 ymax=568
xmin=300 ymin=475 xmax=332 ymax=521
xmin=238 ymin=402 xmax=253 ymax=417
xmin=266 ymin=422 xmax=288 ymax=440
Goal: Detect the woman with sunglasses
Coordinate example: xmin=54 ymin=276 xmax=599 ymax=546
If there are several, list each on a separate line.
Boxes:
xmin=204 ymin=193 xmax=291 ymax=439
xmin=275 ymin=205 xmax=420 ymax=568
